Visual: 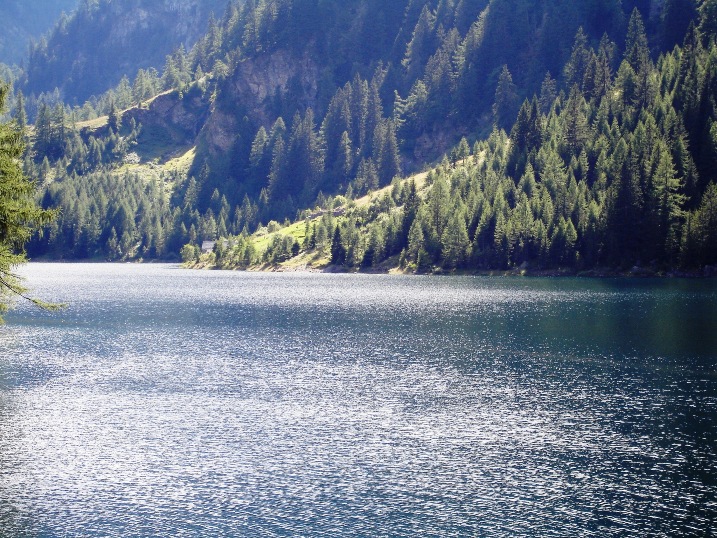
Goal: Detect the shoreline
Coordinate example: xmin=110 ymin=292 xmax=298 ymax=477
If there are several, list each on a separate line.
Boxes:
xmin=181 ymin=261 xmax=717 ymax=279
xmin=28 ymin=257 xmax=717 ymax=279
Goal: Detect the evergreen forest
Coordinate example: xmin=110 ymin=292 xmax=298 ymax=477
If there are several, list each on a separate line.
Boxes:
xmin=2 ymin=0 xmax=717 ymax=274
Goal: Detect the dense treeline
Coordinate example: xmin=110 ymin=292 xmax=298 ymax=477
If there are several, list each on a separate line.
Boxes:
xmin=175 ymin=0 xmax=707 ymax=224
xmin=29 ymin=163 xmax=269 ymax=261
xmin=17 ymin=0 xmax=717 ymax=270
xmin=203 ymin=8 xmax=717 ymax=272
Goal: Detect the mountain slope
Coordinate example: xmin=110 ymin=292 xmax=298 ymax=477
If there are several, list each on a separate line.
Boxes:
xmin=0 ymin=0 xmax=78 ymax=65
xmin=24 ymin=0 xmax=717 ymax=272
xmin=185 ymin=0 xmax=679 ymax=214
xmin=23 ymin=0 xmax=228 ymax=103
xmin=186 ymin=10 xmax=717 ymax=274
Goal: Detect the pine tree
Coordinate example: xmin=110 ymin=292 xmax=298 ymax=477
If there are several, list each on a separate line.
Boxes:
xmin=652 ymin=143 xmax=685 ymax=261
xmin=561 ymin=86 xmax=590 ymax=158
xmin=511 ymin=97 xmax=542 ymax=158
xmin=493 ymin=65 xmax=519 ymax=131
xmin=362 ymin=224 xmax=383 ymax=268
xmin=400 ymin=180 xmax=420 ymax=250
xmin=586 ymin=36 xmax=614 ymax=101
xmin=108 ymin=101 xmax=122 ymax=133
xmin=453 ymin=137 xmax=471 ymax=164
xmin=403 ymin=5 xmax=436 ymax=81
xmin=625 ymin=9 xmax=655 ymax=108
xmin=34 ymin=102 xmax=52 ymax=159
xmin=0 ymin=85 xmax=58 ymax=320
xmin=406 ymin=218 xmax=425 ymax=264
xmin=249 ymin=126 xmax=272 ymax=188
xmin=699 ymin=0 xmax=717 ymax=39
xmin=330 ymin=225 xmax=346 ymax=265
xmin=336 ymin=131 xmax=353 ymax=182
xmin=375 ymin=120 xmax=401 ymax=185
xmin=625 ymin=9 xmax=650 ymax=73
xmin=14 ymin=91 xmax=27 ymax=133
xmin=427 ymin=175 xmax=450 ymax=237
xmin=539 ymin=72 xmax=557 ymax=115
xmin=441 ymin=209 xmax=470 ymax=269
xmin=564 ymin=28 xmax=591 ymax=91
xmin=686 ymin=183 xmax=717 ymax=265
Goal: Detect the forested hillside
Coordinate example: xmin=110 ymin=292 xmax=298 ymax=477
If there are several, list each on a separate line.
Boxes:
xmin=8 ymin=0 xmax=717 ymax=273
xmin=185 ymin=0 xmax=672 ymax=216
xmin=0 ymin=0 xmax=77 ymax=66
xmin=23 ymin=0 xmax=228 ymax=104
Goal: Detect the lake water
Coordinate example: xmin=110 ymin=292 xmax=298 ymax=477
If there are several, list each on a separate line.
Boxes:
xmin=0 ymin=264 xmax=716 ymax=537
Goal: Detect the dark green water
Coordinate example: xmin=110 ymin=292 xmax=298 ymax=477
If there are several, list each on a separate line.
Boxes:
xmin=0 ymin=264 xmax=715 ymax=536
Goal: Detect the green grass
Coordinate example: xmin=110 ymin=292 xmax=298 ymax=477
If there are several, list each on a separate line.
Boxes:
xmin=134 ymin=122 xmax=184 ymax=162
xmin=75 ymin=116 xmax=108 ymax=130
xmin=252 ymin=219 xmax=313 ymax=255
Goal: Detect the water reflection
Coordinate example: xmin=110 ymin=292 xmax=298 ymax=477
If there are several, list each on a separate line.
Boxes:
xmin=0 ymin=264 xmax=715 ymax=536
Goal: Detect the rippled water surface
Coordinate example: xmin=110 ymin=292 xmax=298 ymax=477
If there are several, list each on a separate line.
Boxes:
xmin=1 ymin=264 xmax=716 ymax=537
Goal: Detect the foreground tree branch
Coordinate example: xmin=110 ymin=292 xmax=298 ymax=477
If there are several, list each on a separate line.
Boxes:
xmin=0 ymin=83 xmax=61 ymax=323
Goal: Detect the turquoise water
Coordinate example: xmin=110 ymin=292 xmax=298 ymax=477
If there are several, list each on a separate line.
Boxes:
xmin=1 ymin=264 xmax=716 ymax=536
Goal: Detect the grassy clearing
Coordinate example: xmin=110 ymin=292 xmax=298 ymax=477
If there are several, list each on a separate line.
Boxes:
xmin=253 ymin=250 xmax=331 ymax=272
xmin=352 ymin=170 xmax=430 ymax=208
xmin=163 ymin=147 xmax=196 ymax=175
xmin=197 ymin=157 xmax=483 ymax=272
xmin=252 ymin=219 xmax=312 ymax=254
xmin=112 ymin=146 xmax=196 ymax=201
xmin=242 ymin=165 xmax=441 ymax=271
xmin=76 ymin=116 xmax=108 ymax=130
xmin=75 ymin=94 xmax=173 ymax=132
xmin=134 ymin=122 xmax=183 ymax=162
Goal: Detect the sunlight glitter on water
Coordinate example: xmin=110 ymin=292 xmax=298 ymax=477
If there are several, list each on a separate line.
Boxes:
xmin=0 ymin=264 xmax=715 ymax=536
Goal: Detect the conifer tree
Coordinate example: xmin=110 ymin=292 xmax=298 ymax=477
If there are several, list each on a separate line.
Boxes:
xmin=564 ymin=28 xmax=591 ymax=90
xmin=561 ymin=86 xmax=590 ymax=158
xmin=625 ymin=9 xmax=650 ymax=73
xmin=493 ymin=65 xmax=519 ymax=131
xmin=14 ymin=92 xmax=27 ymax=133
xmin=0 ymin=85 xmax=58 ymax=321
xmin=403 ymin=5 xmax=436 ymax=81
xmin=362 ymin=224 xmax=383 ymax=268
xmin=337 ymin=131 xmax=354 ymax=183
xmin=441 ymin=210 xmax=470 ymax=269
xmin=539 ymin=72 xmax=557 ymax=114
xmin=699 ymin=0 xmax=717 ymax=39
xmin=108 ymin=101 xmax=122 ymax=133
xmin=400 ymin=180 xmax=420 ymax=250
xmin=34 ymin=103 xmax=52 ymax=159
xmin=330 ymin=225 xmax=346 ymax=265
xmin=406 ymin=218 xmax=425 ymax=264
xmin=375 ymin=120 xmax=401 ymax=185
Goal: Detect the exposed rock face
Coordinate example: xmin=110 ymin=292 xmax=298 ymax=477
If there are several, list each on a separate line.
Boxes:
xmin=230 ymin=50 xmax=320 ymax=125
xmin=94 ymin=45 xmax=321 ymax=167
xmin=413 ymin=129 xmax=456 ymax=165
xmin=202 ymin=110 xmax=238 ymax=155
xmin=199 ymin=49 xmax=320 ymax=157
xmin=125 ymin=89 xmax=211 ymax=143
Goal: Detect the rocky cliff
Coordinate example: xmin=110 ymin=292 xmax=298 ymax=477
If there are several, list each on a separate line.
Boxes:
xmin=199 ymin=49 xmax=320 ymax=159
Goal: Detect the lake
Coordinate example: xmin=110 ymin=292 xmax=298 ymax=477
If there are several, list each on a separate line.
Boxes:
xmin=0 ymin=264 xmax=715 ymax=536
